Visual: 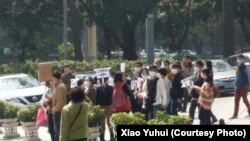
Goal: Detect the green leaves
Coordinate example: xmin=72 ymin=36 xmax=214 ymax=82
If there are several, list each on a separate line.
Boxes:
xmin=88 ymin=105 xmax=105 ymax=127
xmin=3 ymin=103 xmax=20 ymax=119
xmin=17 ymin=104 xmax=40 ymax=122
xmin=110 ymin=112 xmax=147 ymax=125
xmin=147 ymin=111 xmax=192 ymax=125
xmin=0 ymin=100 xmax=5 ymax=119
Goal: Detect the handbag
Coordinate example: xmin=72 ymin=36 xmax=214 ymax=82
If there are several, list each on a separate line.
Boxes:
xmin=70 ymin=104 xmax=82 ymax=128
xmin=36 ymin=107 xmax=48 ymax=127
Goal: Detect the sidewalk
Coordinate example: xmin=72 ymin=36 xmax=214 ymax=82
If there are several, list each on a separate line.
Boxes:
xmin=0 ymin=94 xmax=249 ymax=140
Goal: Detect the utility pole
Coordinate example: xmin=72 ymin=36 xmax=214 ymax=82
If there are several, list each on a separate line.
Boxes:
xmin=146 ymin=14 xmax=155 ymax=65
xmin=63 ymin=0 xmax=68 ymax=59
xmin=222 ymin=0 xmax=234 ymax=58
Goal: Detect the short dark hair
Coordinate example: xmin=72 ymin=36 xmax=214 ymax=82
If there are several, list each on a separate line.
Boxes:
xmin=158 ymin=68 xmax=167 ymax=77
xmin=149 ymin=65 xmax=157 ymax=71
xmin=70 ymin=87 xmax=85 ymax=103
xmin=77 ymin=79 xmax=84 ymax=87
xmin=134 ymin=61 xmax=143 ymax=67
xmin=164 ymin=59 xmax=171 ymax=65
xmin=183 ymin=55 xmax=190 ymax=59
xmin=114 ymin=72 xmax=124 ymax=83
xmin=52 ymin=71 xmax=62 ymax=80
xmin=195 ymin=61 xmax=204 ymax=67
xmin=171 ymin=63 xmax=181 ymax=69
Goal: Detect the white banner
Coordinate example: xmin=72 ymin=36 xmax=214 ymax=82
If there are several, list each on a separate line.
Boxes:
xmin=94 ymin=68 xmax=111 ymax=79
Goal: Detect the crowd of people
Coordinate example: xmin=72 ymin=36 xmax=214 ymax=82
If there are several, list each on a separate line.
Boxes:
xmin=40 ymin=54 xmax=250 ymax=141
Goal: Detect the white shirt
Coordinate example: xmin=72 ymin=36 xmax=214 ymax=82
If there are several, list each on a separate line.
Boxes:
xmin=143 ymin=77 xmax=172 ymax=106
xmin=155 ymin=77 xmax=172 ymax=106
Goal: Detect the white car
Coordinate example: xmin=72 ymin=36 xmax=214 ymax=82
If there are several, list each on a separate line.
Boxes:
xmin=168 ymin=50 xmax=196 ymax=57
xmin=140 ymin=49 xmax=167 ymax=59
xmin=0 ymin=73 xmax=47 ymax=108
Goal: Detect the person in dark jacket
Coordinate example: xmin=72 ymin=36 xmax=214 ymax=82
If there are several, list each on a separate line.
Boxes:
xmin=96 ymin=77 xmax=114 ymax=141
xmin=167 ymin=64 xmax=184 ymax=115
xmin=143 ymin=65 xmax=159 ymax=120
xmin=189 ymin=61 xmax=204 ymax=122
xmin=230 ymin=54 xmax=250 ymax=119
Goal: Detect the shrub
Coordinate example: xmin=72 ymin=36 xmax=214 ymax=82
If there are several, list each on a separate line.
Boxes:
xmin=147 ymin=111 xmax=192 ymax=125
xmin=18 ymin=104 xmax=40 ymax=122
xmin=3 ymin=103 xmax=20 ymax=119
xmin=110 ymin=112 xmax=146 ymax=125
xmin=0 ymin=60 xmax=136 ymax=79
xmin=167 ymin=115 xmax=192 ymax=125
xmin=0 ymin=100 xmax=5 ymax=119
xmin=88 ymin=105 xmax=105 ymax=127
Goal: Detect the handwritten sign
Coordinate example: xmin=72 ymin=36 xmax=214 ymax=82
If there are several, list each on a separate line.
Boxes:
xmin=94 ymin=68 xmax=111 ymax=79
xmin=120 ymin=63 xmax=126 ymax=73
xmin=70 ymin=78 xmax=79 ymax=88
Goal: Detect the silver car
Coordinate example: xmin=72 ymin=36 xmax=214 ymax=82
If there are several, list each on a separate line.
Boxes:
xmin=212 ymin=60 xmax=236 ymax=93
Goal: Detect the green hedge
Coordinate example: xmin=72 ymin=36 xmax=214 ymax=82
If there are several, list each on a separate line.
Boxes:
xmin=0 ymin=59 xmax=136 ymax=79
xmin=0 ymin=55 xmax=198 ymax=79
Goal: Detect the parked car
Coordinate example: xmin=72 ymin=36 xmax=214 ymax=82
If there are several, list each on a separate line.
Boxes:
xmin=0 ymin=73 xmax=47 ymax=108
xmin=140 ymin=49 xmax=167 ymax=59
xmin=111 ymin=48 xmax=123 ymax=58
xmin=168 ymin=49 xmax=196 ymax=57
xmin=227 ymin=52 xmax=250 ymax=67
xmin=212 ymin=59 xmax=236 ymax=94
xmin=71 ymin=71 xmax=114 ymax=88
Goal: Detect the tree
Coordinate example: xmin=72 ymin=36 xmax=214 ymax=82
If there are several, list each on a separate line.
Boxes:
xmin=236 ymin=0 xmax=250 ymax=46
xmin=80 ymin=0 xmax=160 ymax=60
xmin=0 ymin=0 xmax=62 ymax=62
xmin=68 ymin=0 xmax=84 ymax=61
xmin=156 ymin=0 xmax=216 ymax=53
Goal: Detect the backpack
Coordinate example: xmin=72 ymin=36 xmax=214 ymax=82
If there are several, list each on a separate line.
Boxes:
xmin=112 ymin=82 xmax=131 ymax=112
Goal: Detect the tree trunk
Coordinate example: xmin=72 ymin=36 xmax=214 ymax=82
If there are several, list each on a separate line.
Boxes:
xmin=103 ymin=28 xmax=112 ymax=59
xmin=20 ymin=44 xmax=26 ymax=62
xmin=122 ymin=24 xmax=137 ymax=60
xmin=222 ymin=0 xmax=235 ymax=58
xmin=69 ymin=0 xmax=83 ymax=61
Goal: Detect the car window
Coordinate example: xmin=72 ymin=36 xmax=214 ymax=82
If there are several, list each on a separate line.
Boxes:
xmin=213 ymin=61 xmax=234 ymax=73
xmin=0 ymin=76 xmax=40 ymax=90
xmin=227 ymin=56 xmax=237 ymax=67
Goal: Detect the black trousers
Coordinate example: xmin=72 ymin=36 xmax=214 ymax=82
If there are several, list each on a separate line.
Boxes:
xmin=189 ymin=99 xmax=199 ymax=122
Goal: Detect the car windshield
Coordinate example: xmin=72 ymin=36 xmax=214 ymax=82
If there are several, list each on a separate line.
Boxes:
xmin=0 ymin=75 xmax=40 ymax=90
xmin=212 ymin=61 xmax=234 ymax=73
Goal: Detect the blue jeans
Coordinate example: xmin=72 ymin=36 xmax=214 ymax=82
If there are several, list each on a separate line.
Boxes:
xmin=48 ymin=114 xmax=55 ymax=141
xmin=53 ymin=113 xmax=61 ymax=141
xmin=167 ymin=99 xmax=178 ymax=115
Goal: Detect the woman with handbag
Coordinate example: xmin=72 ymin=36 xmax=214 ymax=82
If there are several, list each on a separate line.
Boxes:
xmin=60 ymin=87 xmax=91 ymax=141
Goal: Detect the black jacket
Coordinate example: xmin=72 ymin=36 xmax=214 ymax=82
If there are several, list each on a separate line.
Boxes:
xmin=170 ymin=74 xmax=184 ymax=100
xmin=96 ymin=85 xmax=113 ymax=106
xmin=191 ymin=72 xmax=204 ymax=98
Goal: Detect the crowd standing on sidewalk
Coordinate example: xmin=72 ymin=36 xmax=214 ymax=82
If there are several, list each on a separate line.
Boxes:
xmin=39 ymin=54 xmax=250 ymax=141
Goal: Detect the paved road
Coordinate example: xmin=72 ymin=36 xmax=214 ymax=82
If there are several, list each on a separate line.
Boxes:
xmin=0 ymin=93 xmax=249 ymax=141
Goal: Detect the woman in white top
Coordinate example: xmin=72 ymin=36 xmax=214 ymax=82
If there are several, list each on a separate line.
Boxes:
xmin=157 ymin=68 xmax=172 ymax=110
